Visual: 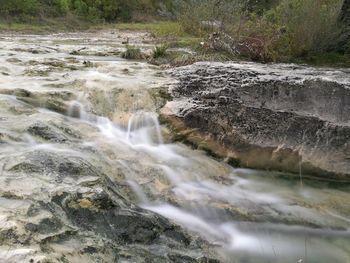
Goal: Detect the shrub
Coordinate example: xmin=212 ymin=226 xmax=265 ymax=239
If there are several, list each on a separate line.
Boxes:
xmin=55 ymin=0 xmax=70 ymax=15
xmin=233 ymin=15 xmax=280 ymax=62
xmin=175 ymin=0 xmax=243 ymax=36
xmin=266 ymin=0 xmax=344 ymax=57
xmin=0 ymin=0 xmax=40 ymax=16
xmin=0 ymin=0 xmax=175 ymax=22
xmin=176 ymin=0 xmax=345 ymax=62
xmin=241 ymin=0 xmax=280 ymax=14
xmin=176 ymin=0 xmax=280 ymax=62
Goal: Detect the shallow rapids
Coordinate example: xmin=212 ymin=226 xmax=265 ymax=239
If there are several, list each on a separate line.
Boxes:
xmin=68 ymin=103 xmax=350 ymax=263
xmin=0 ymin=31 xmax=349 ymax=263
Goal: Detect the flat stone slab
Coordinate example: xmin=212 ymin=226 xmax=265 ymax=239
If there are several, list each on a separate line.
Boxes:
xmin=162 ymin=62 xmax=350 ymax=179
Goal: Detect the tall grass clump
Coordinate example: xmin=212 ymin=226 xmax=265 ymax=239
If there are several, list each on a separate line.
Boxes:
xmin=121 ymin=45 xmax=143 ymax=59
xmin=152 ymin=44 xmax=168 ymax=58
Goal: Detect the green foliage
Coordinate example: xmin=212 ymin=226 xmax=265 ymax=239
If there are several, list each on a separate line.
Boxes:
xmin=176 ymin=0 xmax=347 ymax=62
xmin=241 ymin=0 xmax=279 ymax=13
xmin=121 ymin=45 xmax=143 ymax=59
xmin=0 ymin=0 xmax=348 ymax=66
xmin=55 ymin=0 xmax=70 ymax=15
xmin=0 ymin=0 xmax=40 ymax=16
xmin=77 ymin=0 xmax=174 ymax=22
xmin=266 ymin=0 xmax=344 ymax=57
xmin=175 ymin=0 xmax=280 ymax=35
xmin=0 ymin=0 xmax=172 ymax=22
xmin=152 ymin=44 xmax=168 ymax=58
xmin=116 ymin=22 xmax=186 ymax=37
xmin=294 ymin=52 xmax=350 ymax=67
xmin=70 ymin=0 xmax=134 ymax=22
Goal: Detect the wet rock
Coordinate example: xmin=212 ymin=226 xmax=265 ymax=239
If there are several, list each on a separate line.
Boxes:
xmin=62 ymin=193 xmax=161 ymax=245
xmin=162 ymin=62 xmax=350 ymax=179
xmin=0 ymin=148 xmax=217 ymax=262
xmin=7 ymin=151 xmax=102 ymax=180
xmin=6 ymin=57 xmax=21 ymax=63
xmin=83 ymin=60 xmax=94 ymax=67
xmin=11 ymin=47 xmax=50 ymax=54
xmin=24 ymin=66 xmax=52 ymax=77
xmin=0 ymin=99 xmax=218 ymax=262
xmin=27 ymin=123 xmax=69 ymax=142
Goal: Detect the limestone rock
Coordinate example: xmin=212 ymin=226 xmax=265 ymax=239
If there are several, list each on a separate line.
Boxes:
xmin=161 ymin=62 xmax=350 ymax=179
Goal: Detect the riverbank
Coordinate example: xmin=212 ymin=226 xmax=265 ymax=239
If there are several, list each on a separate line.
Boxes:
xmin=0 ymin=20 xmax=349 ymax=68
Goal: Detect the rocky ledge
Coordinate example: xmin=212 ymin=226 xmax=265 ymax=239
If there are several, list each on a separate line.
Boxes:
xmin=161 ymin=62 xmax=350 ymax=179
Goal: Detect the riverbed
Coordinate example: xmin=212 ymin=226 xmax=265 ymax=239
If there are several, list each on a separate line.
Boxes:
xmin=0 ymin=31 xmax=349 ymax=263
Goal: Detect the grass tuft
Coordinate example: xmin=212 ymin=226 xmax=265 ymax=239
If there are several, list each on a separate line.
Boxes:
xmin=121 ymin=45 xmax=143 ymax=60
xmin=152 ymin=44 xmax=168 ymax=58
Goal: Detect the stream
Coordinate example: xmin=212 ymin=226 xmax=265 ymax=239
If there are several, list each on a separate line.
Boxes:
xmin=0 ymin=31 xmax=349 ymax=263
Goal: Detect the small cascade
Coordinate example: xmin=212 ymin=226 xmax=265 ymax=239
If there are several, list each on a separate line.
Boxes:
xmin=67 ymin=100 xmax=85 ymax=119
xmin=67 ymin=99 xmax=164 ymax=147
xmin=67 ymin=92 xmax=95 ymax=122
xmin=127 ymin=112 xmax=163 ymax=145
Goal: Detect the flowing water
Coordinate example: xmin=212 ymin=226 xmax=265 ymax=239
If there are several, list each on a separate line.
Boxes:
xmin=0 ymin=31 xmax=349 ymax=263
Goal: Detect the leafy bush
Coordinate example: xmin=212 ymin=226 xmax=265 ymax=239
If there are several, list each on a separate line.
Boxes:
xmin=54 ymin=0 xmax=70 ymax=15
xmin=0 ymin=0 xmax=173 ymax=22
xmin=0 ymin=0 xmax=40 ymax=16
xmin=241 ymin=0 xmax=279 ymax=13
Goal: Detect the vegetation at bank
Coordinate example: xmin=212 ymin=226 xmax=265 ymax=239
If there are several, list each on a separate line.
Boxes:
xmin=176 ymin=0 xmax=349 ymax=65
xmin=0 ymin=0 xmax=173 ymax=22
xmin=0 ymin=0 xmax=349 ymax=66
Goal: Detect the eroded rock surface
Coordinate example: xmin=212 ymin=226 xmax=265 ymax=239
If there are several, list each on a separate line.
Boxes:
xmin=162 ymin=62 xmax=350 ymax=178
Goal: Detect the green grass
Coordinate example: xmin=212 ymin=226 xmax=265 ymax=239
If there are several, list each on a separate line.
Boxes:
xmin=0 ymin=22 xmax=53 ymax=33
xmin=113 ymin=22 xmax=201 ymax=49
xmin=168 ymin=36 xmax=201 ymax=48
xmin=0 ymin=16 xmax=90 ymax=33
xmin=2 ymin=19 xmax=347 ymax=68
xmin=114 ymin=21 xmax=186 ymax=37
xmin=297 ymin=53 xmax=350 ymax=68
xmin=90 ymin=21 xmax=186 ymax=37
